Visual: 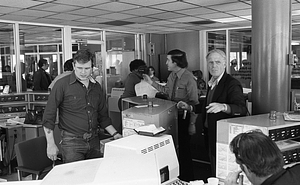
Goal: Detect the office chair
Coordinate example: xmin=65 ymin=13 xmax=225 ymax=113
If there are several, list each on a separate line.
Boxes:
xmin=14 ymin=136 xmax=53 ymax=181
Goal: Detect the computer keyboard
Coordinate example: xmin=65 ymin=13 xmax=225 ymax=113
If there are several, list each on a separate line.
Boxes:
xmin=164 ymin=178 xmax=189 ymax=185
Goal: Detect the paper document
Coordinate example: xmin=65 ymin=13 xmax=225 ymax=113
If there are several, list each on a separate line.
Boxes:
xmin=134 ymin=124 xmax=165 ymax=136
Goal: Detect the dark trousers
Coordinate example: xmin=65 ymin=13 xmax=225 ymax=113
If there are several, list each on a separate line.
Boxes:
xmin=60 ymin=130 xmax=101 ymax=163
xmin=203 ymin=127 xmax=216 ymax=176
xmin=178 ymin=114 xmax=194 ymax=182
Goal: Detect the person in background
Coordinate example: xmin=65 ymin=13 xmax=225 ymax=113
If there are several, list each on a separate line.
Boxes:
xmin=143 ymin=49 xmax=198 ymax=181
xmin=118 ymin=59 xmax=146 ymax=111
xmin=43 ymin=49 xmax=122 ymax=164
xmin=33 ymin=58 xmax=51 ymax=91
xmin=48 ymin=59 xmax=73 ymax=90
xmin=192 ymin=70 xmax=206 ymax=97
xmin=178 ymin=49 xmax=248 ymax=176
xmin=148 ymin=66 xmax=159 ymax=82
xmin=225 ymin=130 xmax=300 ymax=185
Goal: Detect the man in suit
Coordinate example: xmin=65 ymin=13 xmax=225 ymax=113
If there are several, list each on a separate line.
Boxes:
xmin=178 ymin=49 xmax=248 ymax=176
xmin=33 ymin=58 xmax=51 ymax=91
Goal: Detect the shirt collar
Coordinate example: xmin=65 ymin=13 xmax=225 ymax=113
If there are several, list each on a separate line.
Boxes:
xmin=69 ymin=71 xmax=96 ymax=84
xmin=208 ymin=71 xmax=225 ymax=89
xmin=175 ymin=68 xmax=185 ymax=79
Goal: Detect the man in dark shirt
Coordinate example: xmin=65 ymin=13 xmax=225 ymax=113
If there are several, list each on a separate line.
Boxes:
xmin=43 ymin=49 xmax=122 ymax=163
xmin=33 ymin=58 xmax=51 ymax=91
xmin=225 ymin=130 xmax=300 ymax=185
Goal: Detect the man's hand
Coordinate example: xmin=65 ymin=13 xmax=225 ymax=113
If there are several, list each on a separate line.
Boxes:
xmin=225 ymin=171 xmax=243 ymax=185
xmin=47 ymin=143 xmax=59 ymax=161
xmin=206 ymin=102 xmax=225 ymax=113
xmin=142 ymin=74 xmax=153 ymax=85
xmin=177 ymin=101 xmax=192 ymax=111
xmin=113 ymin=133 xmax=122 ymax=140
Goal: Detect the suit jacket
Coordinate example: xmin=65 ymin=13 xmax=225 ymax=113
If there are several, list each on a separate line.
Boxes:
xmin=33 ymin=68 xmax=51 ymax=91
xmin=194 ymin=72 xmax=248 ymax=157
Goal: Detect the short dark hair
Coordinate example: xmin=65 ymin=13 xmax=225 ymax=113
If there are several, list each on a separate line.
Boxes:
xmin=73 ymin=49 xmax=94 ymax=67
xmin=129 ymin=59 xmax=146 ymax=72
xmin=230 ymin=130 xmax=284 ymax=177
xmin=38 ymin=58 xmax=48 ymax=68
xmin=167 ymin=49 xmax=188 ymax=68
xmin=64 ymin=59 xmax=73 ymax=71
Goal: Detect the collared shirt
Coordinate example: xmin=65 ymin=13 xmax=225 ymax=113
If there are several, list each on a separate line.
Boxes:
xmin=48 ymin=71 xmax=72 ymax=90
xmin=208 ymin=71 xmax=225 ymax=90
xmin=43 ymin=71 xmax=112 ymax=135
xmin=152 ymin=68 xmax=198 ymax=105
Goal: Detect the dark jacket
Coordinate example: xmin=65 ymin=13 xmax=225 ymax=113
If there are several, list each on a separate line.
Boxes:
xmin=261 ymin=164 xmax=300 ymax=185
xmin=194 ymin=72 xmax=248 ymax=157
xmin=33 ymin=68 xmax=51 ymax=91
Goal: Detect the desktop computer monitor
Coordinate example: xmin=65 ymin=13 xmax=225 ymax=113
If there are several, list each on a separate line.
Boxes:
xmin=104 ymin=134 xmax=179 ymax=184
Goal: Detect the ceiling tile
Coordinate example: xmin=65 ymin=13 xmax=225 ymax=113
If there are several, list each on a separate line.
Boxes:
xmin=93 ymin=2 xmax=138 ymax=12
xmin=146 ymin=12 xmax=184 ymax=19
xmin=146 ymin=20 xmax=176 ymax=26
xmin=0 ymin=6 xmax=20 ymax=14
xmin=180 ymin=7 xmax=217 ymax=16
xmin=76 ymin=17 xmax=113 ymax=24
xmin=152 ymin=1 xmax=199 ymax=11
xmin=46 ymin=14 xmax=87 ymax=21
xmin=100 ymin=13 xmax=136 ymax=20
xmin=119 ymin=0 xmax=175 ymax=6
xmin=122 ymin=7 xmax=165 ymax=16
xmin=209 ymin=2 xmax=251 ymax=11
xmin=0 ymin=14 xmax=36 ymax=22
xmin=197 ymin=12 xmax=233 ymax=19
xmin=227 ymin=9 xmax=251 ymax=16
xmin=168 ymin=16 xmax=204 ymax=23
xmin=68 ymin=8 xmax=111 ymax=17
xmin=123 ymin=17 xmax=158 ymax=24
xmin=30 ymin=3 xmax=80 ymax=12
xmin=11 ymin=9 xmax=56 ymax=17
xmin=184 ymin=0 xmax=238 ymax=6
xmin=0 ymin=0 xmax=44 ymax=8
xmin=54 ymin=0 xmax=109 ymax=7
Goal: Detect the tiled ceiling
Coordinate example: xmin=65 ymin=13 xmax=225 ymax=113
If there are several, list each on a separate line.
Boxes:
xmin=0 ymin=0 xmax=299 ymax=41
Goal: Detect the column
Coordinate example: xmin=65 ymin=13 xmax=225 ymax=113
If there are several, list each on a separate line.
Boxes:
xmin=252 ymin=0 xmax=291 ymax=114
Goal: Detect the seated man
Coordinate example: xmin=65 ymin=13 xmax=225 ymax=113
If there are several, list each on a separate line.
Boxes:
xmin=225 ymin=130 xmax=300 ymax=185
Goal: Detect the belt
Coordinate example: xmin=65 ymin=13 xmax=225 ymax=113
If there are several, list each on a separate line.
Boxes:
xmin=62 ymin=130 xmax=97 ymax=141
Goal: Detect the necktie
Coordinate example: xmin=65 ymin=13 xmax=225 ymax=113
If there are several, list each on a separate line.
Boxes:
xmin=171 ymin=74 xmax=178 ymax=101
